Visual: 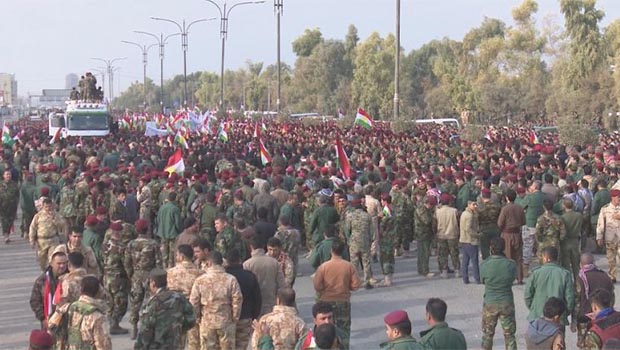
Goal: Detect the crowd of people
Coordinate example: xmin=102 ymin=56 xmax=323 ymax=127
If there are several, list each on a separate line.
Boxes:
xmin=2 ymin=115 xmax=620 ymax=349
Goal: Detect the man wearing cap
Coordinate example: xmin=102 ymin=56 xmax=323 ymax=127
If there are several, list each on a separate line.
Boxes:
xmin=83 ymin=215 xmax=103 ymax=270
xmin=435 ymin=193 xmax=460 ymax=278
xmin=135 ymin=268 xmax=196 ymax=350
xmin=380 ymin=310 xmax=423 ymax=350
xmin=125 ymin=218 xmax=163 ymax=339
xmin=29 ymin=198 xmax=66 ymax=270
xmin=415 ymin=196 xmax=436 ymax=277
xmin=102 ymin=224 xmax=130 ymax=335
xmin=156 ymin=192 xmax=183 ymax=268
xmin=596 ymin=188 xmax=620 ymax=282
xmin=58 ymin=177 xmax=78 ymax=239
xmin=342 ymin=196 xmax=375 ymax=288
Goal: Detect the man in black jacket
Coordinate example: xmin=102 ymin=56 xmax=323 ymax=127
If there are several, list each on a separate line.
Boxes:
xmin=225 ymin=249 xmax=262 ymax=350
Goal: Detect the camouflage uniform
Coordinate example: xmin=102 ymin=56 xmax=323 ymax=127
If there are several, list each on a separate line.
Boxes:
xmin=190 ymin=264 xmax=243 ymax=350
xmin=217 ymin=190 xmax=234 ymax=214
xmin=199 ymin=202 xmax=218 ymax=244
xmin=136 ymin=185 xmax=152 ymax=220
xmin=124 ymin=236 xmax=162 ymax=327
xmin=478 ymin=201 xmax=501 ymax=260
xmin=251 ymin=305 xmax=307 ymax=350
xmin=275 ymin=251 xmax=295 ymax=287
xmin=379 ymin=206 xmax=397 ymax=275
xmin=52 ymin=243 xmax=100 ymax=278
xmin=63 ymin=295 xmax=112 ymax=350
xmin=535 ymin=212 xmax=567 ymax=264
xmin=274 ymin=226 xmax=301 ymax=273
xmin=226 ymin=201 xmax=254 ymax=227
xmin=343 ymin=208 xmax=373 ymax=283
xmin=167 ymin=261 xmax=204 ymax=350
xmin=303 ymin=196 xmax=319 ymax=249
xmin=58 ymin=185 xmax=77 ymax=237
xmin=414 ymin=204 xmax=435 ymax=275
xmin=0 ymin=179 xmax=19 ymax=238
xmin=57 ymin=268 xmax=88 ymax=306
xmin=135 ymin=287 xmax=196 ymax=350
xmin=29 ymin=209 xmax=65 ymax=270
xmin=215 ymin=225 xmax=247 ymax=261
xmin=102 ymin=235 xmax=129 ymax=326
xmin=392 ymin=191 xmax=414 ymax=251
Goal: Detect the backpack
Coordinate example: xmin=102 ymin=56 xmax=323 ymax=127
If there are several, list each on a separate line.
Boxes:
xmin=66 ymin=300 xmax=99 ymax=350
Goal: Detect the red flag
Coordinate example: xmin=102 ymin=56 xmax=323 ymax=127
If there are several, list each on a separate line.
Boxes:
xmin=253 ymin=122 xmax=261 ymax=138
xmin=335 ymin=136 xmax=351 ymax=179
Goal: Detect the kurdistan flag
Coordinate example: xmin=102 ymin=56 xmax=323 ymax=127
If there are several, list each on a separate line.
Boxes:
xmin=354 ymin=108 xmax=374 ymax=129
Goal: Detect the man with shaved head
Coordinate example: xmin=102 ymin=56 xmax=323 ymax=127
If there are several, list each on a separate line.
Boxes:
xmin=572 ymin=252 xmax=615 ymax=348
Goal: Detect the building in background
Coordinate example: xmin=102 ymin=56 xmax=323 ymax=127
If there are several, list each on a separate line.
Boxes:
xmin=0 ymin=73 xmax=18 ymax=105
xmin=65 ymin=73 xmax=79 ymax=90
xmin=28 ymin=89 xmax=71 ymax=109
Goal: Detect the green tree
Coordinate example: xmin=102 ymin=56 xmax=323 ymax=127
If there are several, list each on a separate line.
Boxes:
xmin=114 ymin=78 xmax=160 ymax=113
xmin=292 ymin=28 xmax=323 ymax=57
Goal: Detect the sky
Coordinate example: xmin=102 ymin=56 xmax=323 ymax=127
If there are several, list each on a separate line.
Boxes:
xmin=2 ymin=0 xmax=619 ymax=97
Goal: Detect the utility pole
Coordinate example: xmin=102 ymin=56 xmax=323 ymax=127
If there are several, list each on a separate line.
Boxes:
xmin=151 ymin=16 xmax=216 ymax=108
xmin=91 ymin=57 xmax=126 ymax=103
xmin=274 ymin=0 xmax=283 ymax=114
xmin=135 ymin=31 xmax=179 ymax=113
xmin=121 ymin=40 xmax=157 ymax=109
xmin=393 ymin=0 xmax=400 ymax=120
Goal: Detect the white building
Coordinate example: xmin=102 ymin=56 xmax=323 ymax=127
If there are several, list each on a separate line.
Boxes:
xmin=65 ymin=73 xmax=79 ymax=89
xmin=0 ymin=73 xmax=18 ymax=105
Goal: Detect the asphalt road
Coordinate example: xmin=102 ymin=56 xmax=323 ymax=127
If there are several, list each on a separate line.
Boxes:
xmin=1 ymin=232 xmax=612 ymax=350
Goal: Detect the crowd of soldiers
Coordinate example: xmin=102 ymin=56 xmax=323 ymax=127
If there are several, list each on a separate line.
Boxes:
xmin=2 ymin=116 xmax=620 ymax=349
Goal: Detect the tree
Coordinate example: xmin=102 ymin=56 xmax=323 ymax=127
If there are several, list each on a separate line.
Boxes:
xmin=351 ymin=32 xmax=396 ymax=119
xmin=292 ymin=28 xmax=323 ymax=57
xmin=114 ymin=78 xmax=160 ymax=113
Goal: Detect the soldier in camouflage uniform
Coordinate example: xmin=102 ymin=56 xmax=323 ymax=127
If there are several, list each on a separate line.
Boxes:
xmin=190 ymin=251 xmax=243 ymax=350
xmin=29 ymin=198 xmax=66 ymax=270
xmin=136 ymin=176 xmax=152 ymax=221
xmin=167 ymin=244 xmax=204 ymax=350
xmin=217 ymin=183 xmax=234 ymax=214
xmin=274 ymin=215 xmax=301 ymax=274
xmin=391 ymin=180 xmax=414 ymax=255
xmin=342 ymin=197 xmax=374 ymax=287
xmin=303 ymin=188 xmax=319 ymax=249
xmin=198 ymin=192 xmax=218 ymax=245
xmin=535 ymin=199 xmax=567 ymax=265
xmin=135 ymin=268 xmax=196 ymax=350
xmin=379 ymin=195 xmax=397 ymax=287
xmin=214 ymin=215 xmax=247 ymax=261
xmin=478 ymin=189 xmax=501 ymax=260
xmin=124 ymin=218 xmax=163 ymax=339
xmin=251 ymin=288 xmax=307 ymax=349
xmin=56 ymin=276 xmax=112 ymax=350
xmin=415 ymin=197 xmax=436 ymax=277
xmin=480 ymin=237 xmax=517 ymax=350
xmin=148 ymin=174 xmax=165 ymax=226
xmin=58 ymin=177 xmax=78 ymax=238
xmin=226 ymin=190 xmax=254 ymax=227
xmin=267 ymin=238 xmax=296 ymax=287
xmin=0 ymin=169 xmax=19 ymax=242
xmin=103 ymin=227 xmax=130 ymax=335
xmin=177 ymin=179 xmax=190 ymax=220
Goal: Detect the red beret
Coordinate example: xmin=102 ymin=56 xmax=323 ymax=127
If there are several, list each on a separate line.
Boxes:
xmin=29 ymin=329 xmax=54 ymax=350
xmin=110 ymin=222 xmax=123 ymax=231
xmin=85 ymin=215 xmax=99 ymax=226
xmin=286 ymin=166 xmax=294 ymax=173
xmin=95 ymin=207 xmax=108 ymax=215
xmin=517 ymin=186 xmax=526 ymax=194
xmin=481 ymin=188 xmax=491 ymax=198
xmin=141 ymin=176 xmax=151 ymax=182
xmin=596 ymin=163 xmax=604 ymax=171
xmin=384 ymin=310 xmax=409 ymax=326
xmin=611 ymin=189 xmax=620 ymax=198
xmin=558 ymin=171 xmax=567 ymax=179
xmin=440 ymin=193 xmax=452 ymax=205
xmin=426 ymin=196 xmax=437 ymax=205
xmin=135 ymin=219 xmax=149 ymax=231
xmin=48 ymin=164 xmax=58 ymax=171
xmin=41 ymin=187 xmax=50 ymax=197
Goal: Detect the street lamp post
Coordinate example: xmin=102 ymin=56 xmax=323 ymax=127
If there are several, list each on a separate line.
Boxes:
xmin=393 ymin=0 xmax=400 ymax=120
xmin=151 ymin=17 xmax=216 ymax=108
xmin=121 ymin=40 xmax=157 ymax=109
xmin=203 ymin=0 xmax=266 ymax=113
xmin=135 ymin=31 xmax=179 ymax=113
xmin=91 ymin=57 xmax=126 ymax=102
xmin=274 ymin=0 xmax=283 ymax=114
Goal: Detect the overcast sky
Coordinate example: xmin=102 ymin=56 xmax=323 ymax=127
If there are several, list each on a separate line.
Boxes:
xmin=2 ymin=0 xmax=619 ymax=96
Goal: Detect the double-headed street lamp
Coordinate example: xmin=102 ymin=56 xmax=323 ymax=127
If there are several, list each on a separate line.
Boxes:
xmin=121 ymin=40 xmax=157 ymax=109
xmin=135 ymin=31 xmax=180 ymax=113
xmin=274 ymin=0 xmax=283 ymax=114
xmin=91 ymin=57 xmax=126 ymax=102
xmin=151 ymin=16 xmax=217 ymax=108
xmin=203 ymin=0 xmax=266 ymax=112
